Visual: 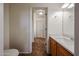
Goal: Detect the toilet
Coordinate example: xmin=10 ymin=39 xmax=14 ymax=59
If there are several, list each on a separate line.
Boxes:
xmin=4 ymin=49 xmax=19 ymax=56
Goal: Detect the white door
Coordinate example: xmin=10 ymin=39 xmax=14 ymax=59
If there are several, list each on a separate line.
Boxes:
xmin=33 ymin=8 xmax=47 ymax=38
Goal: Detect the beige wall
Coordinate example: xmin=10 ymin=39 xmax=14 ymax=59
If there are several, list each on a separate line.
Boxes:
xmin=0 ymin=3 xmax=4 ymax=56
xmin=9 ymin=4 xmax=31 ymax=53
xmin=48 ymin=9 xmax=62 ymax=35
xmin=4 ymin=4 xmax=9 ymax=49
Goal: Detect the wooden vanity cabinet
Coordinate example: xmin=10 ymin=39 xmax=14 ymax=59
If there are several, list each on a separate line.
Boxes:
xmin=57 ymin=43 xmax=73 ymax=56
xmin=49 ymin=37 xmax=73 ymax=56
xmin=50 ymin=37 xmax=57 ymax=56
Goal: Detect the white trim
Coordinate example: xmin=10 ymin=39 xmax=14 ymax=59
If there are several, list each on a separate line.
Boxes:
xmin=0 ymin=3 xmax=4 ymax=56
xmin=29 ymin=7 xmax=32 ymax=53
xmin=32 ymin=7 xmax=35 ymax=42
xmin=46 ymin=7 xmax=49 ymax=54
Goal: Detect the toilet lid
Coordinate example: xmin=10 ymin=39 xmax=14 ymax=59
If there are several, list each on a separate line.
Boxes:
xmin=4 ymin=49 xmax=19 ymax=56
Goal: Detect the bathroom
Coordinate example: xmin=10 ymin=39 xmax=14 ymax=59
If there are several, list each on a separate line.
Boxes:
xmin=1 ymin=3 xmax=74 ymax=56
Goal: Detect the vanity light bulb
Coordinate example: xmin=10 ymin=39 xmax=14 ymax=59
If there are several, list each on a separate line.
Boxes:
xmin=68 ymin=3 xmax=74 ymax=8
xmin=62 ymin=3 xmax=69 ymax=8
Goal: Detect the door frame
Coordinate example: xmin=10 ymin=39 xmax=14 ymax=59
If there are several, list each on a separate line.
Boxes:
xmin=32 ymin=7 xmax=48 ymax=53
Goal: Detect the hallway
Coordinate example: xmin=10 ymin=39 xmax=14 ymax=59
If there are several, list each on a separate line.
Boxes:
xmin=32 ymin=38 xmax=47 ymax=56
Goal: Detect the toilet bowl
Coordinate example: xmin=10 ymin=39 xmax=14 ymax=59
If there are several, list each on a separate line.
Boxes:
xmin=4 ymin=49 xmax=19 ymax=56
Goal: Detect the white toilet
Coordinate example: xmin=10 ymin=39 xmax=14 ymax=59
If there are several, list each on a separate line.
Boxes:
xmin=4 ymin=49 xmax=19 ymax=56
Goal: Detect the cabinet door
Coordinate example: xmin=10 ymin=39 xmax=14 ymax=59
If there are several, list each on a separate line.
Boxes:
xmin=57 ymin=43 xmax=73 ymax=56
xmin=50 ymin=37 xmax=57 ymax=56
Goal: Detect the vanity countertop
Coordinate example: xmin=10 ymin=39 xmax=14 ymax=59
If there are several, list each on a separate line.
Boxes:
xmin=50 ymin=35 xmax=74 ymax=54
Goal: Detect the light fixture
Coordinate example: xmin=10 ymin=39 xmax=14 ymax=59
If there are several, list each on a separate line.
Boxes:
xmin=68 ymin=3 xmax=74 ymax=8
xmin=36 ymin=9 xmax=44 ymax=15
xmin=39 ymin=12 xmax=43 ymax=15
xmin=62 ymin=3 xmax=69 ymax=8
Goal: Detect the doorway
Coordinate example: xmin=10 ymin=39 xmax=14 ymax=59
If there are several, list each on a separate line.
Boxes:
xmin=32 ymin=7 xmax=48 ymax=55
xmin=32 ymin=7 xmax=47 ymax=39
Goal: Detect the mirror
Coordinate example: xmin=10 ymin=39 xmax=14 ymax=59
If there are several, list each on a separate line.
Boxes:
xmin=62 ymin=5 xmax=74 ymax=40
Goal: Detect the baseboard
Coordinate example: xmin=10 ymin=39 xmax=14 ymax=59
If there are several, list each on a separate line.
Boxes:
xmin=34 ymin=37 xmax=46 ymax=39
xmin=19 ymin=52 xmax=31 ymax=54
xmin=19 ymin=52 xmax=32 ymax=56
